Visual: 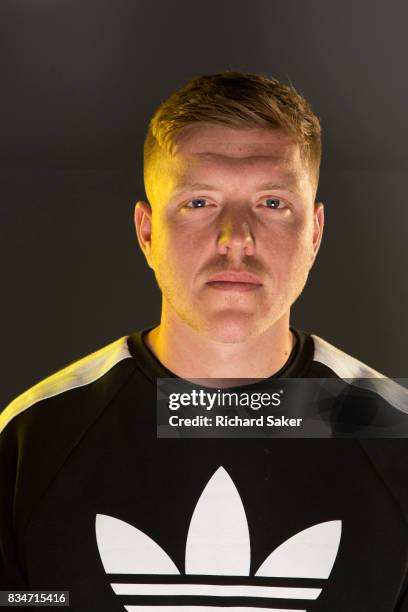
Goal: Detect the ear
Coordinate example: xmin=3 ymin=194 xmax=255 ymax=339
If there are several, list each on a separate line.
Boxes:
xmin=311 ymin=202 xmax=324 ymax=266
xmin=134 ymin=201 xmax=154 ymax=269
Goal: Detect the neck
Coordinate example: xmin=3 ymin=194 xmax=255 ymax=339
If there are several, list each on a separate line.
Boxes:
xmin=144 ymin=306 xmax=294 ymax=381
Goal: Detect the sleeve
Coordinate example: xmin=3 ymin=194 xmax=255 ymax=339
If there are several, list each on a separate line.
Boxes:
xmin=0 ymin=419 xmax=28 ymax=588
xmin=358 ymin=440 xmax=408 ymax=611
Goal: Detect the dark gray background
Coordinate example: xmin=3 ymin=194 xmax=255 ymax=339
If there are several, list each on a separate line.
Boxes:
xmin=1 ymin=0 xmax=407 ymax=409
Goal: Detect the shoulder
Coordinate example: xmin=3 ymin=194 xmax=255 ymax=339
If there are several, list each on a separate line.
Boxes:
xmin=0 ymin=335 xmax=134 ymax=435
xmin=310 ymin=334 xmax=385 ymax=378
xmin=309 ymin=334 xmax=407 ymax=413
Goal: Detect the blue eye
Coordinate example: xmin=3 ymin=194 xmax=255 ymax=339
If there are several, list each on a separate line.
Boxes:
xmin=265 ymin=198 xmax=282 ymax=209
xmin=190 ymin=198 xmax=207 ymax=208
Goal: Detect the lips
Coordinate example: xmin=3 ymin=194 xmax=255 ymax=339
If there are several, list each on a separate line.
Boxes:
xmin=206 ymin=271 xmax=262 ymax=291
xmin=207 ymin=271 xmax=262 ymax=284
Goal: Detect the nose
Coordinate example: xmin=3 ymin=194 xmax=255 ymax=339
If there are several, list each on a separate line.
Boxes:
xmin=216 ymin=212 xmax=255 ymax=260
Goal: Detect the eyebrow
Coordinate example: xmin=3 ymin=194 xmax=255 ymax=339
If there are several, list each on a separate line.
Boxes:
xmin=196 ymin=152 xmax=284 ymax=162
xmin=174 ymin=183 xmax=219 ymax=192
xmin=256 ymin=181 xmax=299 ymax=192
xmin=173 ymin=181 xmax=299 ymax=194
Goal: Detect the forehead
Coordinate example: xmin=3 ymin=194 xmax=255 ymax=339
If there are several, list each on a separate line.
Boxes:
xmin=172 ymin=123 xmax=299 ymax=161
xmin=168 ymin=124 xmax=308 ymax=187
xmin=146 ymin=123 xmax=314 ymax=205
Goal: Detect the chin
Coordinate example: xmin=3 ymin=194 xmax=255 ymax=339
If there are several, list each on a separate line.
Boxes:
xmin=201 ymin=314 xmax=266 ymax=344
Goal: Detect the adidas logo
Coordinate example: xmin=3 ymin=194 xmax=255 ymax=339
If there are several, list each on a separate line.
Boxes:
xmin=96 ymin=466 xmax=342 ymax=611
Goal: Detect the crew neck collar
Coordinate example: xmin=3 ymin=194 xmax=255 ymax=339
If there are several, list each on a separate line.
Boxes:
xmin=127 ymin=326 xmax=314 ymax=384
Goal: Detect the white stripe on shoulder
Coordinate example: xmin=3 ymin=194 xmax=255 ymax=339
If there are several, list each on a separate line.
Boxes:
xmin=311 ymin=335 xmax=408 ymax=413
xmin=0 ymin=336 xmax=133 ymax=434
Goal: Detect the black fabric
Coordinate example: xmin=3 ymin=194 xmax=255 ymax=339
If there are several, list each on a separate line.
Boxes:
xmin=127 ymin=327 xmax=315 ymax=382
xmin=0 ymin=328 xmax=407 ymax=611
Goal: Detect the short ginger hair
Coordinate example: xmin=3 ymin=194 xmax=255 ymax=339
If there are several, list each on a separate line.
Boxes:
xmin=144 ymin=71 xmax=322 ymax=192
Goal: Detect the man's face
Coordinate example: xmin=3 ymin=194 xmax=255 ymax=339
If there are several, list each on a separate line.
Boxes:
xmin=136 ymin=124 xmax=324 ymax=343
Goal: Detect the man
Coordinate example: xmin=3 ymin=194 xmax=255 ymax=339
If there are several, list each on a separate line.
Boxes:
xmin=1 ymin=72 xmax=407 ymax=611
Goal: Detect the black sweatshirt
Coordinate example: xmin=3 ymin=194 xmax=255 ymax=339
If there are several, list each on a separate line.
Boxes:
xmin=1 ymin=328 xmax=407 ymax=611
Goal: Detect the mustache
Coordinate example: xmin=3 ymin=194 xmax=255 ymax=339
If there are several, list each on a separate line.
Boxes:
xmin=199 ymin=257 xmax=268 ymax=279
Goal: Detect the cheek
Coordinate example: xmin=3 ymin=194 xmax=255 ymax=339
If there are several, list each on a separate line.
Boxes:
xmin=151 ymin=224 xmax=204 ymax=283
xmin=263 ymin=221 xmax=313 ymax=263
